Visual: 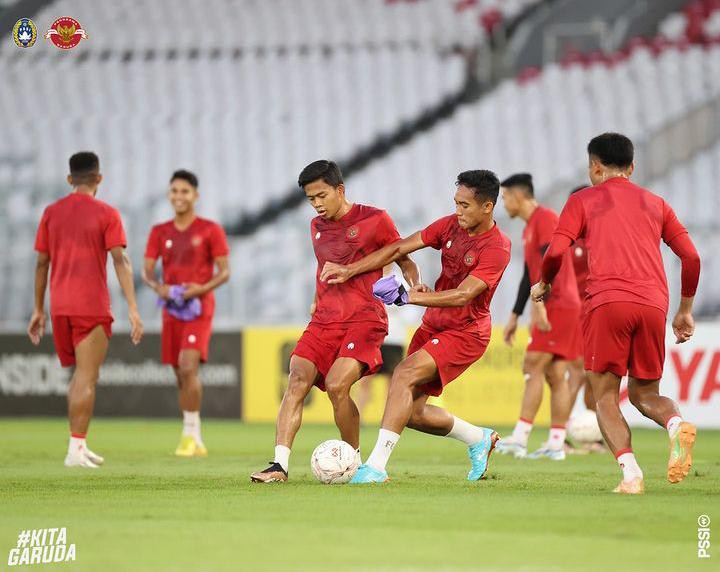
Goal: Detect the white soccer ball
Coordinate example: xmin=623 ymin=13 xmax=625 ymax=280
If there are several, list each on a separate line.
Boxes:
xmin=310 ymin=439 xmax=359 ymax=484
xmin=568 ymin=410 xmax=603 ymax=443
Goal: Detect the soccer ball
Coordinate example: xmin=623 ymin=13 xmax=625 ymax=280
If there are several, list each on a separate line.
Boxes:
xmin=310 ymin=439 xmax=359 ymax=484
xmin=568 ymin=410 xmax=603 ymax=443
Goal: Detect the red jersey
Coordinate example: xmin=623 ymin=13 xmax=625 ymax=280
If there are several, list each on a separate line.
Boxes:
xmin=524 ymin=206 xmax=580 ymax=310
xmin=145 ymin=217 xmax=229 ymax=318
xmin=311 ymin=204 xmax=400 ymax=328
xmin=420 ymin=216 xmax=511 ymax=333
xmin=34 ymin=193 xmax=126 ymax=318
xmin=552 ymin=177 xmax=688 ymax=314
xmin=572 ymin=238 xmax=589 ymax=300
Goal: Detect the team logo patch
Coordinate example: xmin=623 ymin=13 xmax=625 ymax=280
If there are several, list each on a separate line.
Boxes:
xmin=45 ymin=17 xmax=87 ymax=49
xmin=464 ymin=252 xmax=475 ymax=266
xmin=346 ymin=226 xmax=359 ymax=239
xmin=192 ymin=235 xmax=202 ymax=247
xmin=575 ymin=247 xmax=583 ymax=257
xmin=446 ymin=240 xmax=452 ymax=249
xmin=347 ymin=342 xmax=355 ymax=350
xmin=165 ymin=239 xmax=173 ymax=249
xmin=315 ymin=232 xmax=321 ymax=240
xmin=12 ymin=18 xmax=37 ymax=48
xmin=431 ymin=339 xmax=439 ymax=345
xmin=188 ymin=334 xmax=197 ymax=343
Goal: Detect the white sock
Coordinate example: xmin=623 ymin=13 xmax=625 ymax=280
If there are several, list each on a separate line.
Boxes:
xmin=446 ymin=416 xmax=486 ymax=446
xmin=182 ymin=410 xmax=203 ymax=444
xmin=666 ymin=415 xmax=682 ymax=439
xmin=511 ymin=418 xmax=533 ymax=447
xmin=274 ymin=445 xmax=291 ymax=472
xmin=68 ymin=435 xmax=86 ymax=455
xmin=617 ymin=451 xmax=643 ymax=481
xmin=366 ymin=429 xmax=400 ymax=472
xmin=548 ymin=426 xmax=566 ymax=451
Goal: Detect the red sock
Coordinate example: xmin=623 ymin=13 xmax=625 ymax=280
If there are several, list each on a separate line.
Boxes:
xmin=71 ymin=432 xmax=87 ymax=439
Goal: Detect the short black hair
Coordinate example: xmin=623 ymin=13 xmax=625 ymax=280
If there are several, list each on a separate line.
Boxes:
xmin=298 ymin=160 xmax=343 ymax=189
xmin=170 ymin=169 xmax=198 ymax=188
xmin=500 ymin=173 xmax=534 ymax=197
xmin=587 ymin=133 xmax=634 ymax=168
xmin=456 ymin=170 xmax=500 ymax=205
xmin=570 ymin=185 xmax=587 ymax=195
xmin=69 ymin=152 xmax=99 ymax=184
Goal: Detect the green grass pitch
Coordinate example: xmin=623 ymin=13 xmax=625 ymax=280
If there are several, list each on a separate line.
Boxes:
xmin=1 ymin=418 xmax=718 ymax=571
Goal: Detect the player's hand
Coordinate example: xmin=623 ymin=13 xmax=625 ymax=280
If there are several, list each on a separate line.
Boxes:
xmin=156 ymin=284 xmax=171 ymax=300
xmin=530 ymin=281 xmax=550 ymax=302
xmin=181 ymin=283 xmax=205 ymax=299
xmin=129 ymin=308 xmax=144 ymax=345
xmin=503 ymin=314 xmax=518 ymax=346
xmin=672 ymin=311 xmax=694 ymax=344
xmin=27 ymin=309 xmax=46 ymax=346
xmin=320 ymin=262 xmax=352 ymax=284
xmin=410 ymin=283 xmax=431 ymax=293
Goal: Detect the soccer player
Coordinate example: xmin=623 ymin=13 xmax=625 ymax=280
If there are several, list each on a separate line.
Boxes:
xmin=250 ymin=160 xmax=421 ymax=483
xmin=28 ymin=151 xmax=144 ymax=468
xmin=496 ymin=173 xmax=580 ymax=460
xmin=142 ymin=170 xmax=230 ymax=457
xmin=320 ymin=170 xmax=511 ymax=484
xmin=531 ymin=133 xmax=701 ymax=494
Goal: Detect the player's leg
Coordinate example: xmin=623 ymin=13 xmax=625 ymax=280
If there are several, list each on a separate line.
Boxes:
xmin=65 ymin=325 xmax=109 ymax=468
xmin=251 ymin=355 xmax=318 ymax=482
xmin=628 ymin=377 xmax=696 ymax=484
xmin=324 ymin=357 xmax=367 ymax=449
xmin=583 ymin=379 xmax=596 ymax=411
xmin=528 ymin=359 xmax=570 ymax=460
xmin=568 ymin=358 xmax=586 ymax=408
xmin=497 ymin=350 xmax=552 ymax=458
xmin=588 ymin=370 xmax=643 ymax=493
xmin=173 ymin=349 xmax=205 ymax=457
xmin=356 ymin=375 xmax=373 ymax=421
xmin=628 ymin=305 xmax=696 ymax=484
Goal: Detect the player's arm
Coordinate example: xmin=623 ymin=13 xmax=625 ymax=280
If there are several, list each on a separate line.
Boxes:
xmin=182 ymin=256 xmax=230 ymax=300
xmin=394 ymin=254 xmax=424 ymax=290
xmin=110 ymin=246 xmax=143 ymax=345
xmin=504 ymin=263 xmax=530 ymax=345
xmin=27 ymin=252 xmax=50 ymax=345
xmin=142 ymin=257 xmax=171 ymax=299
xmin=666 ymin=231 xmax=701 ymax=344
xmin=406 ymin=274 xmax=488 ymax=308
xmin=320 ymin=232 xmax=426 ymax=284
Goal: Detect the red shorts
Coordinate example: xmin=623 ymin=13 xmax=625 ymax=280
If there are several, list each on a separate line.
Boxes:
xmin=291 ymin=322 xmax=386 ymax=391
xmin=51 ymin=315 xmax=113 ymax=368
xmin=408 ymin=324 xmax=490 ymax=397
xmin=527 ymin=304 xmax=583 ymax=361
xmin=161 ymin=314 xmax=213 ymax=366
xmin=583 ymin=301 xmax=666 ymax=380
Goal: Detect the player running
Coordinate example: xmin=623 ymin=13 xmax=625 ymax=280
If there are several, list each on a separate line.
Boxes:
xmin=250 ymin=160 xmax=420 ymax=483
xmin=321 ymin=170 xmax=511 ymax=484
xmin=497 ymin=173 xmax=580 ymax=460
xmin=28 ymin=151 xmax=144 ymax=468
xmin=142 ymin=170 xmax=230 ymax=458
xmin=531 ymin=133 xmax=701 ymax=494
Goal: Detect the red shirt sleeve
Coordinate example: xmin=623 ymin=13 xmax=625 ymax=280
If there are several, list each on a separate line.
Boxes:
xmin=668 ymin=232 xmax=701 ymax=297
xmin=34 ymin=209 xmax=49 ymax=253
xmin=470 ymin=247 xmax=510 ymax=288
xmin=144 ymin=225 xmax=161 ymax=259
xmin=209 ymin=223 xmax=230 ymax=258
xmin=420 ymin=216 xmax=452 ymax=249
xmin=375 ymin=211 xmax=401 ymax=247
xmin=661 ymin=200 xmax=688 ymax=244
xmin=104 ymin=209 xmax=127 ymax=250
xmin=554 ymin=194 xmax=585 ymax=243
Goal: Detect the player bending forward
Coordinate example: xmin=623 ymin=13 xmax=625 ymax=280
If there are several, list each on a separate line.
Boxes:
xmin=532 ymin=133 xmax=701 ymax=494
xmin=322 ymin=170 xmax=511 ymax=484
xmin=143 ymin=170 xmax=230 ymax=457
xmin=251 ymin=160 xmax=420 ymax=483
xmin=28 ymin=152 xmax=144 ymax=468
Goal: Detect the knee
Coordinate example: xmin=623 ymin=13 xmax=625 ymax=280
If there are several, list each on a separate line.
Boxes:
xmin=389 ymin=363 xmax=418 ymax=392
xmin=177 ymin=362 xmax=197 ymax=384
xmin=628 ymin=386 xmax=644 ymax=410
xmin=523 ymin=356 xmax=544 ymax=376
xmin=324 ymin=377 xmax=351 ymax=405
